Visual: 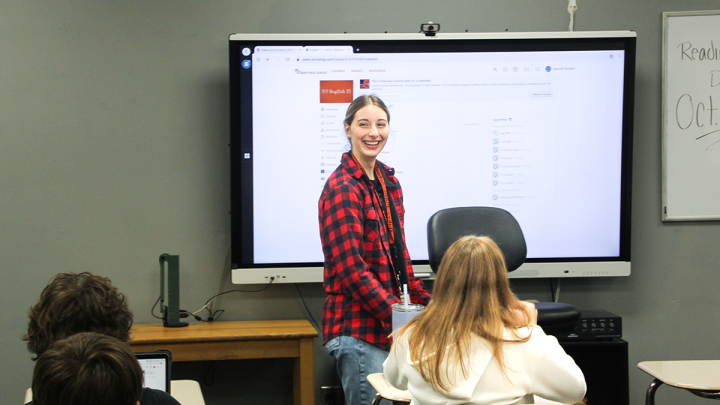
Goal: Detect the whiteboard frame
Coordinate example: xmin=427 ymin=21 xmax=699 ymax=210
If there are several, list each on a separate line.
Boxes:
xmin=662 ymin=10 xmax=720 ymax=221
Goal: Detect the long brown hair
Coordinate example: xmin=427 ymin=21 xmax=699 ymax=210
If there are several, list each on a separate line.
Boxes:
xmin=395 ymin=235 xmax=532 ymax=391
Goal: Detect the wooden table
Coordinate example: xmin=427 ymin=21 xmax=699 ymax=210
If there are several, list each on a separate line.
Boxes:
xmin=130 ymin=320 xmax=318 ymax=405
xmin=638 ymin=360 xmax=720 ymax=405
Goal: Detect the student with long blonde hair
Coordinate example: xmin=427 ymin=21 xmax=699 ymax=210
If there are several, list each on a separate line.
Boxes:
xmin=383 ymin=236 xmax=586 ymax=405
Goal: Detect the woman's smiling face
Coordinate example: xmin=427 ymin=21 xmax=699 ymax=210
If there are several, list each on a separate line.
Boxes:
xmin=345 ymin=104 xmax=389 ymax=170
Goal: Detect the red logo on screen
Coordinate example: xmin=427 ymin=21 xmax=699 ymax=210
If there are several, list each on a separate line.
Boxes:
xmin=320 ymin=81 xmax=353 ymax=103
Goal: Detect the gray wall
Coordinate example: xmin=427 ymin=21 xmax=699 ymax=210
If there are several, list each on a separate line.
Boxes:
xmin=2 ymin=1 xmax=719 ymax=404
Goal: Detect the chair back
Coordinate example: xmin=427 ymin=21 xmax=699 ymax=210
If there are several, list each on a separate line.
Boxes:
xmin=427 ymin=207 xmax=527 ymax=273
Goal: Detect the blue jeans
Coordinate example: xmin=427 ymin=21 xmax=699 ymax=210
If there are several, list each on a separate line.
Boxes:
xmin=326 ymin=336 xmax=391 ymax=405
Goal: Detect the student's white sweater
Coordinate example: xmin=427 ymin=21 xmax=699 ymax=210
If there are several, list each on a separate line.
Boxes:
xmin=383 ymin=325 xmax=586 ymax=405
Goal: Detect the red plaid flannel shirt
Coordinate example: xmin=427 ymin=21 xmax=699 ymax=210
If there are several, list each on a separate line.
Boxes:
xmin=319 ymin=152 xmax=432 ymax=349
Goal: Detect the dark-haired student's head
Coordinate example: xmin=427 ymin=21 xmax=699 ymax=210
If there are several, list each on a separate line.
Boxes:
xmin=32 ymin=332 xmax=143 ymax=405
xmin=24 ymin=272 xmax=134 ymax=359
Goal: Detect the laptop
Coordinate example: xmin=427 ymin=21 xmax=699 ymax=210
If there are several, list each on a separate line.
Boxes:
xmin=134 ymin=349 xmax=172 ymax=394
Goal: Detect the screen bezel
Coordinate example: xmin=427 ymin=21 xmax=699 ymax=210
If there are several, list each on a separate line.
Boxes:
xmin=229 ymin=31 xmax=635 ymax=280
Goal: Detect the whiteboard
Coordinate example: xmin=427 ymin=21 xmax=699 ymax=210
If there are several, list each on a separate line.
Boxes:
xmin=662 ymin=10 xmax=720 ymax=221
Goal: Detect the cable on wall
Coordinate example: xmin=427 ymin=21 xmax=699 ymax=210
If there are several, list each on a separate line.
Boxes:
xmin=294 ymin=283 xmax=321 ymax=333
xmin=206 ymin=245 xmax=233 ymax=317
xmin=549 ymin=278 xmax=562 ymax=303
xmin=192 ymin=277 xmax=276 ymax=321
xmin=568 ymin=0 xmax=578 ymax=31
xmin=151 ymin=277 xmax=276 ymax=322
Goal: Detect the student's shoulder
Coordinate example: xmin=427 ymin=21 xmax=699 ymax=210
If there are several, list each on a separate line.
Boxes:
xmin=529 ymin=326 xmax=569 ymax=362
xmin=141 ymin=388 xmax=181 ymax=405
xmin=322 ymin=167 xmax=366 ymax=198
xmin=505 ymin=325 xmax=557 ymax=352
xmin=327 ymin=170 xmax=361 ymax=188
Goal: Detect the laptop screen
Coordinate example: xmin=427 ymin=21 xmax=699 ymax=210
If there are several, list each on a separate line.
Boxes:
xmin=135 ymin=350 xmax=172 ymax=393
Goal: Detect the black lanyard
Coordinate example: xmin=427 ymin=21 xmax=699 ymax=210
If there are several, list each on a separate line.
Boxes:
xmin=351 ymin=154 xmax=410 ymax=290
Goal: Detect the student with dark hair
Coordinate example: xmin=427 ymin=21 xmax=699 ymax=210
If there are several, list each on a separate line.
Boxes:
xmin=384 ymin=236 xmax=586 ymax=405
xmin=319 ymin=95 xmax=432 ymax=405
xmin=32 ymin=332 xmax=143 ymax=405
xmin=24 ymin=272 xmax=133 ymax=359
xmin=23 ymin=272 xmax=180 ymax=405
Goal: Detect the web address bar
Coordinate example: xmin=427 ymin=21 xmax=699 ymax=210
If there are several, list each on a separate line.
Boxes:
xmin=300 ymin=57 xmax=379 ymax=62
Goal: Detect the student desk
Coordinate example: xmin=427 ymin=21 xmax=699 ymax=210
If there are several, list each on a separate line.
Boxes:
xmin=638 ymin=360 xmax=720 ymax=405
xmin=129 ymin=320 xmax=318 ymax=405
xmin=170 ymin=380 xmax=206 ymax=405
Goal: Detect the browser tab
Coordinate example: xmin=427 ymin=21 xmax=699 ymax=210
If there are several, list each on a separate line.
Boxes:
xmin=254 ymin=46 xmax=304 ymax=54
xmin=303 ymin=46 xmax=354 ymax=54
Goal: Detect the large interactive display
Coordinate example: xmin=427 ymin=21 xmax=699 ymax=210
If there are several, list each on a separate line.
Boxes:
xmin=229 ymin=31 xmax=635 ymax=282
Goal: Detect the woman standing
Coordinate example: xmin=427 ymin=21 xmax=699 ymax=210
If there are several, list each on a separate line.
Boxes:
xmin=319 ymin=95 xmax=432 ymax=405
xmin=384 ymin=236 xmax=586 ymax=405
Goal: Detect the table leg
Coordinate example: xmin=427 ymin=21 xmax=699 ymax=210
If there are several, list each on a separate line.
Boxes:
xmin=293 ymin=338 xmax=315 ymax=405
xmin=645 ymin=378 xmax=663 ymax=405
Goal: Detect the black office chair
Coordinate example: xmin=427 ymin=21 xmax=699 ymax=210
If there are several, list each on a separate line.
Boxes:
xmin=427 ymin=206 xmax=580 ymax=335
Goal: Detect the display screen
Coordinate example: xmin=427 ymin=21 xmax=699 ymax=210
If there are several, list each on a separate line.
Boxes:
xmin=229 ymin=32 xmax=635 ymax=278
